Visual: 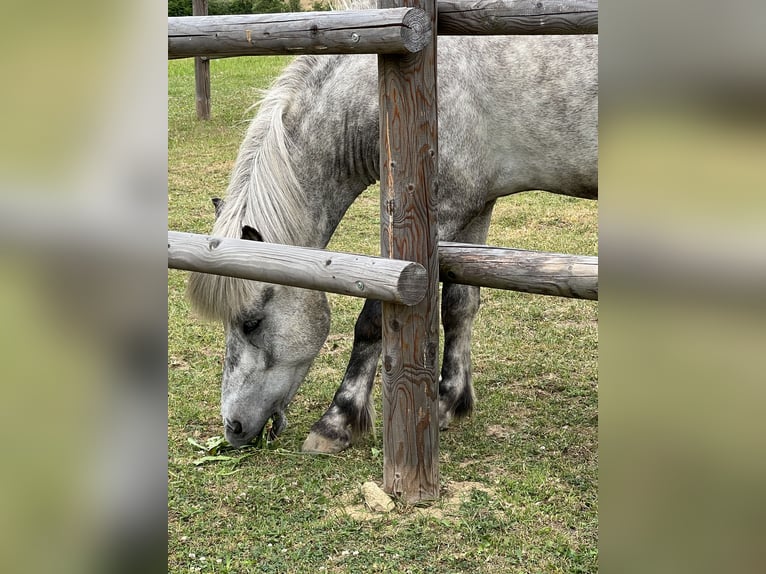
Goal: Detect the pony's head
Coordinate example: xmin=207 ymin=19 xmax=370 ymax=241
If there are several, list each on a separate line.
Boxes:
xmin=184 ymin=56 xmax=334 ymax=446
xmin=189 ymin=218 xmax=331 ymax=447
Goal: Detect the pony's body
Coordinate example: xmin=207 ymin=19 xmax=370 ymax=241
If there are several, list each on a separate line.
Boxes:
xmin=188 ymin=33 xmax=597 ymax=451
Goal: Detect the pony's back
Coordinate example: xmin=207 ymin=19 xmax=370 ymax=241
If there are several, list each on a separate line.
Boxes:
xmin=188 ymin=33 xmax=597 ymax=319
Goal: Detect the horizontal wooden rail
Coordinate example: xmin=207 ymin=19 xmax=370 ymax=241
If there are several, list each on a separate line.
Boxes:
xmin=439 ymin=242 xmax=598 ymax=300
xmin=437 ymin=0 xmax=598 ymax=35
xmin=170 ymin=233 xmax=596 ymax=302
xmin=168 ymin=231 xmax=427 ymax=305
xmin=168 ymin=8 xmax=431 ymax=59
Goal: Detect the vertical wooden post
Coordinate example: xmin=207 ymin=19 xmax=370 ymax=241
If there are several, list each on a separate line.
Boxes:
xmin=193 ymin=0 xmax=211 ymax=120
xmin=378 ymin=0 xmax=439 ymax=502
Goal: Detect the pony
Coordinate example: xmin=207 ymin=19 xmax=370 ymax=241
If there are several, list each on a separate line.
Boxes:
xmin=186 ymin=30 xmax=597 ymax=453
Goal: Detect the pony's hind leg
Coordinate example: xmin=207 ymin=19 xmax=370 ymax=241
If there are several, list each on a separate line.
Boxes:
xmin=438 ymin=200 xmax=496 ymax=430
xmin=439 ymin=282 xmax=480 ymax=429
xmin=302 ymin=299 xmax=381 ymax=453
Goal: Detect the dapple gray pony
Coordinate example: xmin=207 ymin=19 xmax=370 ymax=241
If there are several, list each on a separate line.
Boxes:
xmin=187 ymin=31 xmax=597 ymax=453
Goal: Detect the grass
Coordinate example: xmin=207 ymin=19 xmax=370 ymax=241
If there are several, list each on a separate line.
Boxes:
xmin=169 ymin=56 xmax=598 ymax=573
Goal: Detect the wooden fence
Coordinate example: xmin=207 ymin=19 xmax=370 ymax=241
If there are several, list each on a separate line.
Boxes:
xmin=170 ymin=0 xmax=598 ymax=117
xmin=168 ymin=0 xmax=598 ymax=502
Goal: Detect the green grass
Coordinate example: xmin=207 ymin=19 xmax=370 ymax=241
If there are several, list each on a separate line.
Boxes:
xmin=169 ymin=56 xmax=598 ymax=573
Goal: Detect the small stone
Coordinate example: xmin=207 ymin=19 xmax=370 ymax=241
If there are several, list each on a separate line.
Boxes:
xmin=361 ymin=481 xmax=395 ymax=513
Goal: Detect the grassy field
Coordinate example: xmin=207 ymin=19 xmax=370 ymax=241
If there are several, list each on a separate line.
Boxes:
xmin=169 ymin=56 xmax=598 ymax=573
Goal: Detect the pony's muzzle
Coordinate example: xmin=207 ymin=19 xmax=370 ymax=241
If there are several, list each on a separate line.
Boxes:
xmin=224 ymin=418 xmax=243 ymax=435
xmin=224 ymin=417 xmax=266 ymax=447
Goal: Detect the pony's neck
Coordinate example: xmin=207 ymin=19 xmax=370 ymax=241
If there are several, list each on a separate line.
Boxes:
xmin=218 ymin=55 xmax=379 ymax=249
xmin=284 ymin=57 xmax=380 ymax=249
xmin=298 ymin=133 xmax=379 ymax=250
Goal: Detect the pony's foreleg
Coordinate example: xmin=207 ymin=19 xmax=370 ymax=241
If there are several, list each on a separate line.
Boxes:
xmin=439 ymin=282 xmax=481 ymax=429
xmin=302 ymin=299 xmax=381 ymax=453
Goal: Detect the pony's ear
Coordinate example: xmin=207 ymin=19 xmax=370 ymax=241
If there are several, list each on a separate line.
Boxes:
xmin=241 ymin=225 xmax=264 ymax=242
xmin=211 ymin=197 xmax=224 ymax=218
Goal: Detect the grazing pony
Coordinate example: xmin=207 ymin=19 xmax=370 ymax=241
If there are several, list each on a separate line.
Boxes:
xmin=187 ymin=32 xmax=598 ymax=452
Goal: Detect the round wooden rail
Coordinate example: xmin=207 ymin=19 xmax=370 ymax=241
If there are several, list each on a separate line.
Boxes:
xmin=168 ymin=231 xmax=427 ymax=305
xmin=168 ymin=8 xmax=432 ymax=59
xmin=439 ymin=242 xmax=598 ymax=300
xmin=168 ymin=233 xmax=598 ymax=302
xmin=437 ymin=0 xmax=598 ymax=35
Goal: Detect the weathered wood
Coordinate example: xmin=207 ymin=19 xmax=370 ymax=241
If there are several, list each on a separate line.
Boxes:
xmin=168 ymin=231 xmax=427 ymax=305
xmin=379 ymin=0 xmax=440 ymax=503
xmin=168 ymin=9 xmax=432 ymax=59
xmin=192 ymin=0 xmax=210 ymax=119
xmin=437 ymin=0 xmax=598 ymax=35
xmin=439 ymin=242 xmax=598 ymax=300
xmin=194 ymin=57 xmax=211 ymax=119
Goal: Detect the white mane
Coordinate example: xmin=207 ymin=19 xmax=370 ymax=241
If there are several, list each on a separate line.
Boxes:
xmin=187 ymin=56 xmax=326 ymax=320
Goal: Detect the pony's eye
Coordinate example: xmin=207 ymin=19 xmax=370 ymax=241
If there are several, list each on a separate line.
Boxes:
xmin=242 ymin=319 xmax=261 ymax=335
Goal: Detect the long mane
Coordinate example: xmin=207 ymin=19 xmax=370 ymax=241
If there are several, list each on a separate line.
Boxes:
xmin=185 ymin=0 xmax=383 ymax=320
xmin=187 ymin=56 xmax=326 ymax=321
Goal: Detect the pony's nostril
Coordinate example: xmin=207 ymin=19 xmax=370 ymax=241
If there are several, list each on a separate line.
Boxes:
xmin=225 ymin=419 xmax=243 ymax=434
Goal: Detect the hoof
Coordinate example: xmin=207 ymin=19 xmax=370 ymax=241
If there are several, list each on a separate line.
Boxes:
xmin=438 ymin=406 xmax=454 ymax=431
xmin=301 ymin=431 xmax=349 ymax=454
xmin=438 ymin=382 xmax=475 ymax=430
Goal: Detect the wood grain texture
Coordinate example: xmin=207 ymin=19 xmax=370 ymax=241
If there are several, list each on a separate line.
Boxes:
xmin=194 ymin=56 xmax=210 ymax=119
xmin=379 ymin=0 xmax=440 ymax=503
xmin=192 ymin=0 xmax=210 ymax=119
xmin=168 ymin=231 xmax=427 ymax=305
xmin=168 ymin=8 xmax=432 ymax=59
xmin=439 ymin=242 xmax=598 ymax=300
xmin=437 ymin=0 xmax=598 ymax=35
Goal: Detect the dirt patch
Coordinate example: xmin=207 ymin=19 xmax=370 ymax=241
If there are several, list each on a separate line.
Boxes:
xmin=331 ymin=480 xmax=498 ymax=523
xmin=485 ymin=424 xmax=513 ymax=440
xmin=169 ymin=355 xmax=190 ymax=371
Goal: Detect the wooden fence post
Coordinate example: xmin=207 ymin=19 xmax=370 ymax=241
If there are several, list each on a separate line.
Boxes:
xmin=193 ymin=0 xmax=211 ymax=119
xmin=378 ymin=0 xmax=440 ymax=503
